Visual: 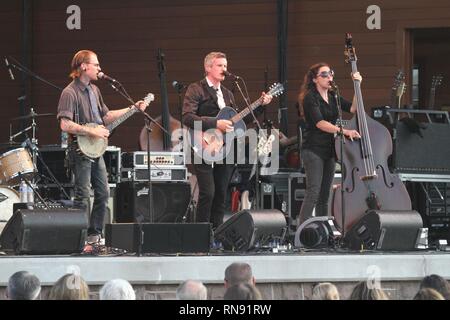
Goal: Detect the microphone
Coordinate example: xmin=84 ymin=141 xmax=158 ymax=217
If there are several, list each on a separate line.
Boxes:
xmin=4 ymin=57 xmax=14 ymax=80
xmin=223 ymin=70 xmax=240 ymax=80
xmin=97 ymin=72 xmax=118 ymax=84
xmin=172 ymin=80 xmax=187 ymax=90
xmin=329 ymin=80 xmax=338 ymax=90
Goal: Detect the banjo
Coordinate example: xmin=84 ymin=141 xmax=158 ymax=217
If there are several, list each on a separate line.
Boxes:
xmin=76 ymin=93 xmax=154 ymax=158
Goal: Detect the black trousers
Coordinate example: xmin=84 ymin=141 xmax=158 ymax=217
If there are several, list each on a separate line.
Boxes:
xmin=298 ymin=149 xmax=336 ymax=224
xmin=193 ymin=162 xmax=234 ymax=229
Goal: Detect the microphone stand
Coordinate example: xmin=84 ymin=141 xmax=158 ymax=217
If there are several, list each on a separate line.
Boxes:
xmin=231 ymin=77 xmax=266 ymax=210
xmin=105 ymin=81 xmax=169 ymax=256
xmin=176 ymin=85 xmax=185 ymax=144
xmin=23 ymin=138 xmax=71 ymax=201
xmin=174 ymin=85 xmax=195 ymax=223
xmin=332 ymin=84 xmax=347 ymax=238
xmin=6 ymin=56 xmax=63 ymax=91
xmin=6 ymin=56 xmax=70 ymax=204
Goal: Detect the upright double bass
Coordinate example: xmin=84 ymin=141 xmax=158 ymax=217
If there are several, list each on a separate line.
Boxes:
xmin=140 ymin=49 xmax=181 ymax=151
xmin=332 ymin=34 xmax=412 ymax=233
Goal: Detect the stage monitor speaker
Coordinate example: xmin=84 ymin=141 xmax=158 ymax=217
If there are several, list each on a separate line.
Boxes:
xmin=115 ymin=181 xmax=191 ymax=223
xmin=393 ymin=121 xmax=450 ymax=174
xmin=105 ymin=223 xmax=211 ymax=253
xmin=214 ymin=209 xmax=287 ymax=251
xmin=344 ymin=210 xmax=423 ymax=251
xmin=0 ymin=208 xmax=88 ymax=254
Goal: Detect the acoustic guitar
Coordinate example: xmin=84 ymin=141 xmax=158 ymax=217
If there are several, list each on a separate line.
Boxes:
xmin=189 ymin=83 xmax=284 ymax=161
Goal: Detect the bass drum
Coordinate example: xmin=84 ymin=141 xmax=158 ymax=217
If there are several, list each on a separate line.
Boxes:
xmin=0 ymin=186 xmax=20 ymax=222
xmin=0 ymin=148 xmax=35 ymax=186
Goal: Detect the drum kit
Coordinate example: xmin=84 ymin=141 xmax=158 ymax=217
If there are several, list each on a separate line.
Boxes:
xmin=0 ymin=108 xmax=54 ymax=222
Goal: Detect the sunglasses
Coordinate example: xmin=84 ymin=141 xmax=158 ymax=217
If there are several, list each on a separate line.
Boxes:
xmin=317 ymin=70 xmax=334 ymax=78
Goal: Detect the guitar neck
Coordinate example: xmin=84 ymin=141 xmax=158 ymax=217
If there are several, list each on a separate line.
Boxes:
xmin=107 ymin=107 xmax=139 ymax=131
xmin=230 ymin=96 xmax=263 ymax=123
xmin=390 ymin=90 xmax=397 ymax=108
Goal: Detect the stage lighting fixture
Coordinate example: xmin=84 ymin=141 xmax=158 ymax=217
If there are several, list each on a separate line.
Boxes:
xmin=294 ymin=216 xmax=341 ymax=249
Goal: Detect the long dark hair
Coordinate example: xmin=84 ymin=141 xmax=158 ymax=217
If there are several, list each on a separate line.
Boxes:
xmin=297 ymin=62 xmax=330 ymax=119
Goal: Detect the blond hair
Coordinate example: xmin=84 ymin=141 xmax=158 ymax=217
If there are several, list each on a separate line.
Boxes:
xmin=349 ymin=281 xmax=389 ymax=300
xmin=48 ymin=274 xmax=90 ymax=300
xmin=204 ymin=51 xmax=227 ymax=74
xmin=414 ymin=288 xmax=445 ymax=300
xmin=312 ymin=282 xmax=340 ymax=300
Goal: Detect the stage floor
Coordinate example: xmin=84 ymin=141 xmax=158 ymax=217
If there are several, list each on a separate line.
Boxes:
xmin=1 ymin=248 xmax=449 ymax=299
xmin=1 ymin=248 xmax=449 ymax=285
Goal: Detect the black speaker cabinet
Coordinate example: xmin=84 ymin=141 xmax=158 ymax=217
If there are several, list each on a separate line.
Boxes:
xmin=288 ymin=173 xmax=306 ymax=220
xmin=344 ymin=210 xmax=423 ymax=251
xmin=394 ymin=122 xmax=450 ymax=174
xmin=37 ymin=145 xmax=72 ymax=183
xmin=214 ymin=209 xmax=287 ymax=251
xmin=0 ymin=208 xmax=88 ymax=254
xmin=115 ymin=181 xmax=191 ymax=223
xmin=105 ymin=223 xmax=211 ymax=253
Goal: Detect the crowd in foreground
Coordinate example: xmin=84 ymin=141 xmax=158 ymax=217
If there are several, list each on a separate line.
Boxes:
xmin=4 ymin=263 xmax=450 ymax=300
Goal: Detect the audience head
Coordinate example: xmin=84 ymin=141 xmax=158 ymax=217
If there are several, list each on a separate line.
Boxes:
xmin=414 ymin=288 xmax=445 ymax=300
xmin=100 ymin=279 xmax=136 ymax=300
xmin=311 ymin=282 xmax=340 ymax=300
xmin=48 ymin=273 xmax=89 ymax=300
xmin=224 ymin=262 xmax=255 ymax=288
xmin=176 ymin=280 xmax=208 ymax=300
xmin=420 ymin=274 xmax=450 ymax=299
xmin=6 ymin=271 xmax=41 ymax=300
xmin=224 ymin=283 xmax=262 ymax=300
xmin=349 ymin=281 xmax=389 ymax=300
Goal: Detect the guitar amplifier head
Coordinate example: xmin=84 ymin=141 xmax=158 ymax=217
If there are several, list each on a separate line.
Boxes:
xmin=121 ymin=167 xmax=187 ymax=182
xmin=122 ymin=152 xmax=185 ymax=167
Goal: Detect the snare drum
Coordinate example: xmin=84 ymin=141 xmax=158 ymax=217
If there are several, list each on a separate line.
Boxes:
xmin=0 ymin=186 xmax=19 ymax=222
xmin=0 ymin=148 xmax=35 ymax=186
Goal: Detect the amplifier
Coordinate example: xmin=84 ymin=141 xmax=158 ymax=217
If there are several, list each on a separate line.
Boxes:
xmin=122 ymin=151 xmax=185 ymax=167
xmin=121 ymin=167 xmax=187 ymax=182
xmin=37 ymin=145 xmax=71 ymax=183
xmin=36 ymin=145 xmax=121 ymax=184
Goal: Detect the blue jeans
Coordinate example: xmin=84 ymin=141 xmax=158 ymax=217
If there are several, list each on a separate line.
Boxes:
xmin=70 ymin=150 xmax=109 ymax=236
xmin=299 ymin=149 xmax=336 ymax=224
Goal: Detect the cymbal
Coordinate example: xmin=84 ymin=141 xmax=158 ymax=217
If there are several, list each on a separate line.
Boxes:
xmin=11 ymin=112 xmax=55 ymax=121
xmin=0 ymin=141 xmax=21 ymax=148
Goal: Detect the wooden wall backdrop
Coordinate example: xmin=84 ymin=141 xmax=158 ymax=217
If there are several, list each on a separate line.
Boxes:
xmin=1 ymin=0 xmax=450 ymax=151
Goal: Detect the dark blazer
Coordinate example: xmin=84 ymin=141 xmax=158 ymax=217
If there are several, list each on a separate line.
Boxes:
xmin=182 ymin=79 xmax=236 ymax=132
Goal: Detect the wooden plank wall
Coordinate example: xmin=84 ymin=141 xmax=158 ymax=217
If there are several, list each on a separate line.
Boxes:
xmin=1 ymin=0 xmax=278 ymax=149
xmin=287 ymin=0 xmax=450 ymax=130
xmin=0 ymin=1 xmax=24 ymax=145
xmin=1 ymin=0 xmax=450 ymax=150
